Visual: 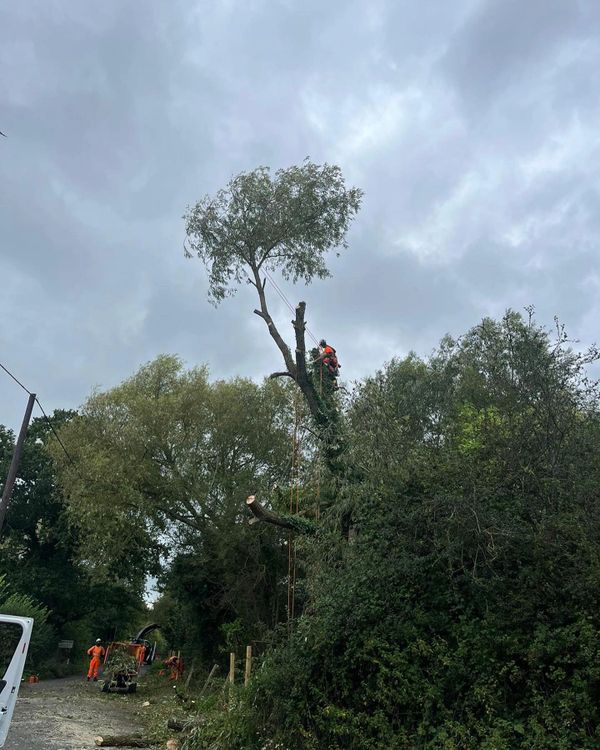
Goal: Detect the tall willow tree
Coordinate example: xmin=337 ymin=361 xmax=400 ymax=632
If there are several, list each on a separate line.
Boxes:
xmin=184 ymin=160 xmax=362 ymax=524
xmin=183 ymin=160 xmax=362 ymax=421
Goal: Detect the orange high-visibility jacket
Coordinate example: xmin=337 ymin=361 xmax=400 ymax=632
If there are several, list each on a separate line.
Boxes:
xmin=87 ymin=645 xmax=105 ymax=659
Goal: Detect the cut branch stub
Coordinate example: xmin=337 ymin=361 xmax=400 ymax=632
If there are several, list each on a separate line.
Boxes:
xmin=246 ymin=495 xmax=317 ymax=535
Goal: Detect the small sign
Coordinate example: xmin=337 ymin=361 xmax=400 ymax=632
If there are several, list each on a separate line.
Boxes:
xmin=58 ymin=640 xmax=74 ymax=650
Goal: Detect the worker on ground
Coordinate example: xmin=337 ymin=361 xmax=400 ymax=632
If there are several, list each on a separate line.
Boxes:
xmin=165 ymin=654 xmax=184 ymax=681
xmin=86 ymin=639 xmax=105 ymax=682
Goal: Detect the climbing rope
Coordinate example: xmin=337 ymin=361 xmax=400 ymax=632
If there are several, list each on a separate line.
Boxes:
xmin=262 ymin=270 xmax=320 ymax=347
xmin=287 ymin=389 xmax=302 ymax=631
xmin=258 ymin=270 xmax=331 ymax=627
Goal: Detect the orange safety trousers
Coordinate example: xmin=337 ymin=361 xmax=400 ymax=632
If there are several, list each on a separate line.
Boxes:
xmin=87 ymin=656 xmax=102 ymax=678
xmin=87 ymin=645 xmax=105 ymax=678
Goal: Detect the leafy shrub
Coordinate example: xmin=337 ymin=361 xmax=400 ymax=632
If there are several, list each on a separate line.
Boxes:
xmin=0 ymin=591 xmax=55 ymax=672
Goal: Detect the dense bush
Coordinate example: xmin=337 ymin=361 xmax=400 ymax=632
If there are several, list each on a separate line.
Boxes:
xmin=0 ymin=576 xmax=56 ymax=673
xmin=192 ymin=313 xmax=600 ymax=749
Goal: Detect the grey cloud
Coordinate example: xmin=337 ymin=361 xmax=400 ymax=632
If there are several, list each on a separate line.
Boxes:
xmin=440 ymin=0 xmax=582 ymax=111
xmin=1 ymin=0 xmax=600 ymax=432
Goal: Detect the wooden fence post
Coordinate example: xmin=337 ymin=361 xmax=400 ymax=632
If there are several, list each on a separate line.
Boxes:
xmin=229 ymin=652 xmax=235 ymax=684
xmin=244 ymin=645 xmax=252 ymax=686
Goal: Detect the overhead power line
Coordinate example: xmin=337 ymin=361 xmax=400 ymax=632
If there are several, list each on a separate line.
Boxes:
xmin=34 ymin=397 xmax=76 ymax=466
xmin=0 ymin=362 xmax=31 ymax=395
xmin=0 ymin=360 xmax=75 ymax=466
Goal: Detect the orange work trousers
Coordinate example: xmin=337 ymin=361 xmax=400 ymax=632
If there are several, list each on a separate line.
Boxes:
xmin=87 ymin=656 xmax=102 ymax=679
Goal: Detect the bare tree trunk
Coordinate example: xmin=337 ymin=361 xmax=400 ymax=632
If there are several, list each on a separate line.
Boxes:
xmin=246 ymin=272 xmax=351 ymax=531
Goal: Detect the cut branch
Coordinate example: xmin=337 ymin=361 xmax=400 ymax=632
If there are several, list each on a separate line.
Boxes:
xmin=246 ymin=495 xmax=317 ymax=535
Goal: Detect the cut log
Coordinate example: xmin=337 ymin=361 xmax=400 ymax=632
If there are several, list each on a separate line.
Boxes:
xmin=94 ymin=735 xmax=154 ymax=747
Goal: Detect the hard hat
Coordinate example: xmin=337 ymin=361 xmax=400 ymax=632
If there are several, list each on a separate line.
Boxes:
xmin=95 ymin=639 xmax=102 ymax=643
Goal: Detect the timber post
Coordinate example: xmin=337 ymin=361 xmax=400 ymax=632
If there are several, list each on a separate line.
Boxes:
xmin=244 ymin=645 xmax=252 ymax=686
xmin=229 ymin=652 xmax=235 ymax=684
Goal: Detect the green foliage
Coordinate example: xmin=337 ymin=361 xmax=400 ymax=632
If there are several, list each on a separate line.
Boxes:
xmin=182 ymin=686 xmax=260 ymax=750
xmin=0 ymin=411 xmax=145 ymax=670
xmin=184 ymin=160 xmax=362 ymax=304
xmin=0 ymin=575 xmax=55 ymax=672
xmin=105 ymin=645 xmax=138 ymax=677
xmin=54 ymin=357 xmax=291 ymax=573
xmin=54 ymin=356 xmax=297 ymax=660
xmin=0 ymin=411 xmax=88 ymax=629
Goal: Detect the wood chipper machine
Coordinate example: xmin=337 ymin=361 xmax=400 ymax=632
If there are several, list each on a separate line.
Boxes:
xmin=101 ymin=623 xmax=159 ymax=694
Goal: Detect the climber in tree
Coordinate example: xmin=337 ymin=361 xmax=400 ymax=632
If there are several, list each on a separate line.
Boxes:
xmin=319 ymin=339 xmax=340 ymax=378
xmin=310 ymin=339 xmax=340 ymax=393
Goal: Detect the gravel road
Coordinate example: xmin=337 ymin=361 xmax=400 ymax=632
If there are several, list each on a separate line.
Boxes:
xmin=4 ymin=675 xmax=143 ymax=750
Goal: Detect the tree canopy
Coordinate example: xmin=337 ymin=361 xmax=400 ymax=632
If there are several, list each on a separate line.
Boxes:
xmin=0 ymin=410 xmax=146 ymax=671
xmin=184 ymin=160 xmax=362 ymax=304
xmin=53 ymin=355 xmax=300 ymax=658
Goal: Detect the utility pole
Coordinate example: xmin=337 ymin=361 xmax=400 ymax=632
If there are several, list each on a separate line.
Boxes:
xmin=0 ymin=392 xmax=36 ymax=534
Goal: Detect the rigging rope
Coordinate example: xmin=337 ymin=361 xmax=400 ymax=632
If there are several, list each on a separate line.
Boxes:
xmin=262 ymin=269 xmax=320 ymax=347
xmin=287 ymin=390 xmax=301 ymax=632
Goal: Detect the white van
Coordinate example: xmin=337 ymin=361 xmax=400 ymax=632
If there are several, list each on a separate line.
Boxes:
xmin=0 ymin=616 xmax=33 ymax=748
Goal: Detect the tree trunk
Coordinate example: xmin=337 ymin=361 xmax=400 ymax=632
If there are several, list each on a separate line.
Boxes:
xmin=248 ymin=277 xmax=355 ymax=526
xmin=250 ymin=263 xmax=297 ymax=377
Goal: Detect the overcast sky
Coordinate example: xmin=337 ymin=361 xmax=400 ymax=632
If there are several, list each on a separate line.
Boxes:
xmin=1 ymin=0 xmax=599 ymax=431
